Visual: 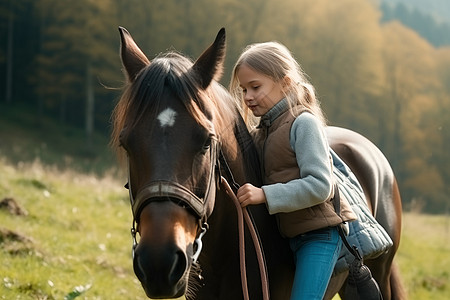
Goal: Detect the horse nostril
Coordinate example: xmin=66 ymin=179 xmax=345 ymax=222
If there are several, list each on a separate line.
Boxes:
xmin=169 ymin=250 xmax=188 ymax=284
xmin=133 ymin=251 xmax=146 ymax=283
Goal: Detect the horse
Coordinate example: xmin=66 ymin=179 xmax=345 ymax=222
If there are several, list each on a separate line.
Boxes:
xmin=111 ymin=27 xmax=406 ymax=300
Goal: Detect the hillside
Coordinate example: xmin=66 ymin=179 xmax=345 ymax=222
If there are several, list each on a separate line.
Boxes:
xmin=0 ymin=102 xmax=116 ymax=176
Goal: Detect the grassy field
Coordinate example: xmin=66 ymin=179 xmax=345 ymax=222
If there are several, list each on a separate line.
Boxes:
xmin=0 ymin=159 xmax=149 ymax=299
xmin=1 ymin=158 xmax=449 ymax=300
xmin=395 ymin=211 xmax=450 ymax=299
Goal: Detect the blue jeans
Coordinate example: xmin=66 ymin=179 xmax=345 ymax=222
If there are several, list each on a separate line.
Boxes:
xmin=289 ymin=227 xmax=342 ymax=300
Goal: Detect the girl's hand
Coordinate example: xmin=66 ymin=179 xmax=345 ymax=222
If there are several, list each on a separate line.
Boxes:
xmin=236 ymin=183 xmax=266 ymax=207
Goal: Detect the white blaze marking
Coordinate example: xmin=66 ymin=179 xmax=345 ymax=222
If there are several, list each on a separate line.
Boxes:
xmin=157 ymin=107 xmax=177 ymax=128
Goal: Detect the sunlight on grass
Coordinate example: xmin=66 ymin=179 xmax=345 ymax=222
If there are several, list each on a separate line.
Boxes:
xmin=0 ymin=159 xmax=147 ymax=299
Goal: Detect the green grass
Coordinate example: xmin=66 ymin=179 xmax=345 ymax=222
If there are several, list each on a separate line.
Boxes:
xmin=1 ymin=158 xmax=449 ymax=299
xmin=396 ymin=212 xmax=450 ymax=299
xmin=0 ymin=159 xmax=148 ymax=299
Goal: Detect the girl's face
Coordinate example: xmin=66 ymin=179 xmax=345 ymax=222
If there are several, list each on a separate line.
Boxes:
xmin=236 ymin=64 xmax=285 ymax=117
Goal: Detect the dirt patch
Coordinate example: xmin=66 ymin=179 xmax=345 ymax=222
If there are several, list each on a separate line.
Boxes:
xmin=0 ymin=227 xmax=38 ymax=256
xmin=0 ymin=197 xmax=28 ymax=216
xmin=0 ymin=227 xmax=32 ymax=244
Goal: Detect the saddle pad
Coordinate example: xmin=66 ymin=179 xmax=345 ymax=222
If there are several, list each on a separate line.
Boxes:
xmin=330 ymin=150 xmax=393 ymax=275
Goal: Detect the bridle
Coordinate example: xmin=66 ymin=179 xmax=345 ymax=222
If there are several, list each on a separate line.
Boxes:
xmin=125 ymin=139 xmax=270 ymax=300
xmin=126 ymin=137 xmax=219 ymax=259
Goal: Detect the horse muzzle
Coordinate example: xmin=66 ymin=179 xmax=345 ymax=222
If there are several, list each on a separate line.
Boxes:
xmin=133 ymin=233 xmax=190 ymax=298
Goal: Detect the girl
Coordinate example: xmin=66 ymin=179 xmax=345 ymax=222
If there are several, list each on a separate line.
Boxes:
xmin=229 ymin=42 xmax=356 ymax=299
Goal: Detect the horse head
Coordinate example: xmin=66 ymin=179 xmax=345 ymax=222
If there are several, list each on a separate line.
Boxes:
xmin=113 ymin=27 xmax=227 ymax=298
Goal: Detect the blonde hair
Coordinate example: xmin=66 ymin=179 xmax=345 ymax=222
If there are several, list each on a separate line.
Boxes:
xmin=229 ymin=41 xmax=326 ymax=127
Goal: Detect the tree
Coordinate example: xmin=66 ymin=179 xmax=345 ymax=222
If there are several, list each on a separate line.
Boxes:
xmin=32 ymin=0 xmax=121 ymax=136
xmin=5 ymin=0 xmax=13 ymax=103
xmin=381 ymin=21 xmax=442 ymax=208
xmin=0 ymin=0 xmax=37 ymax=105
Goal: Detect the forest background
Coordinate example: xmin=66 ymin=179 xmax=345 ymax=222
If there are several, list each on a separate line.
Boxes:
xmin=1 ymin=0 xmax=449 ymax=214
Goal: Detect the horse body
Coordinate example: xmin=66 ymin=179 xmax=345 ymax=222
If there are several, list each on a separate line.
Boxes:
xmin=112 ymin=27 xmax=405 ymax=300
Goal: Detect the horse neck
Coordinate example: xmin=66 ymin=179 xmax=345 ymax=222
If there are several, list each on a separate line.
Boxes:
xmin=220 ymin=115 xmax=261 ymax=187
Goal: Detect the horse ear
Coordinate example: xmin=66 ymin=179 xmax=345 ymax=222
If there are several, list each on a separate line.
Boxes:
xmin=191 ymin=28 xmax=226 ymax=89
xmin=118 ymin=26 xmax=150 ymax=82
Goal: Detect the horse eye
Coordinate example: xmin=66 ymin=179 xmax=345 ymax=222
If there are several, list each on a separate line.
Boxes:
xmin=201 ymin=137 xmax=212 ymax=153
xmin=203 ymin=140 xmax=211 ymax=150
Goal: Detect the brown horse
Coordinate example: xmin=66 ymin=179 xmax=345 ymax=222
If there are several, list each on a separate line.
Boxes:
xmin=111 ymin=27 xmax=406 ymax=299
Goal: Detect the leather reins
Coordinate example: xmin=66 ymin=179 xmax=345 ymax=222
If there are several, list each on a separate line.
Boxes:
xmin=220 ymin=176 xmax=270 ymax=300
xmin=218 ymin=150 xmax=270 ymax=300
